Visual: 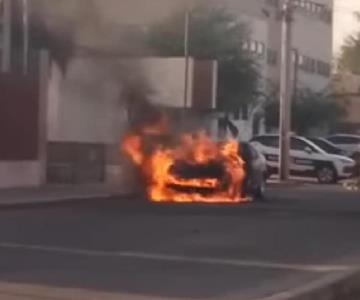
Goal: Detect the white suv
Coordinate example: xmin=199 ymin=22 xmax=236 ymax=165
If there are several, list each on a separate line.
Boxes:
xmin=250 ymin=135 xmax=356 ymax=184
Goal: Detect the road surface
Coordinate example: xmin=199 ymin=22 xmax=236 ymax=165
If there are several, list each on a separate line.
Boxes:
xmin=0 ymin=184 xmax=360 ymax=299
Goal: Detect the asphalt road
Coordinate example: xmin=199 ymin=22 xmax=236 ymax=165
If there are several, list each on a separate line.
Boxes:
xmin=0 ymin=185 xmax=360 ymax=300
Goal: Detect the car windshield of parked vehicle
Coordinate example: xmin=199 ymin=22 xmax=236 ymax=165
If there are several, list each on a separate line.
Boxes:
xmin=327 ymin=135 xmax=360 ymax=145
xmin=309 ymin=138 xmax=344 ymax=155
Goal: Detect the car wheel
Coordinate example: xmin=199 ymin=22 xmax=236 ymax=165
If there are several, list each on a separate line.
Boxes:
xmin=316 ymin=165 xmax=337 ymax=184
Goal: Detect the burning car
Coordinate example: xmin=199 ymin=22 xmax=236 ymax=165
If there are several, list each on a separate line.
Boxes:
xmin=122 ymin=118 xmax=250 ymax=203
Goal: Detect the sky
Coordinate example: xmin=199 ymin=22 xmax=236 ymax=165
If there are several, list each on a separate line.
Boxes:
xmin=333 ymin=0 xmax=360 ymax=56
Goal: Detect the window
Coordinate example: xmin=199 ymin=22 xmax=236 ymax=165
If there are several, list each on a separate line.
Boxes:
xmin=291 ymin=138 xmax=319 ymax=153
xmin=291 ymin=49 xmax=298 ymax=63
xmin=316 ymin=60 xmax=331 ymax=77
xmin=298 ymin=55 xmax=316 ymax=73
xmin=243 ymin=40 xmax=266 ymax=58
xmin=257 ymin=42 xmax=265 ymax=57
xmin=291 ymin=138 xmax=309 ymax=151
xmin=265 ymin=0 xmax=279 ymax=7
xmin=299 ymin=0 xmax=306 ymax=9
xmin=305 ymin=1 xmax=312 ymax=11
xmin=294 ymin=0 xmax=329 ymax=21
xmin=242 ymin=40 xmax=250 ymax=51
xmin=250 ymin=41 xmax=257 ymax=52
xmin=315 ymin=3 xmax=325 ymax=13
xmin=267 ymin=49 xmax=278 ymax=66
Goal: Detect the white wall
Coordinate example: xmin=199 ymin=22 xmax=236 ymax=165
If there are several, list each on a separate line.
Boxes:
xmin=140 ymin=57 xmax=195 ymax=108
xmin=47 ymin=59 xmax=128 ymax=143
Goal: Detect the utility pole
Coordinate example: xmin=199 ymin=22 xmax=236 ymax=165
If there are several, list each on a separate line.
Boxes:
xmin=22 ymin=0 xmax=29 ymax=74
xmin=292 ymin=48 xmax=299 ymax=101
xmin=183 ymin=8 xmax=190 ymax=109
xmin=279 ymin=0 xmax=294 ymax=181
xmin=1 ymin=0 xmax=11 ymax=72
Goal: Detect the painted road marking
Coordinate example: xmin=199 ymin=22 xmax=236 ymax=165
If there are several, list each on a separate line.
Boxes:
xmin=0 ymin=242 xmax=353 ymax=273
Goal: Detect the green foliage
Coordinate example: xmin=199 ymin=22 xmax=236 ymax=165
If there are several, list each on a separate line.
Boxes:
xmin=265 ymin=88 xmax=347 ymax=135
xmin=146 ymin=4 xmax=260 ymax=111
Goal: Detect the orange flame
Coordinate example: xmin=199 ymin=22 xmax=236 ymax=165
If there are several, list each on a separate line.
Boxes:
xmin=122 ymin=122 xmax=246 ymax=203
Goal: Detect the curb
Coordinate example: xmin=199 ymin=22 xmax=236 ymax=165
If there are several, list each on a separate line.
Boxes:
xmin=267 ymin=180 xmax=307 ymax=189
xmin=0 ymin=192 xmax=137 ymax=210
xmin=256 ymin=269 xmax=360 ymax=300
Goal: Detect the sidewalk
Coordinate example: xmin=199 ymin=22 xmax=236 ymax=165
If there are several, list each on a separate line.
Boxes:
xmin=0 ymin=183 xmax=134 ymax=207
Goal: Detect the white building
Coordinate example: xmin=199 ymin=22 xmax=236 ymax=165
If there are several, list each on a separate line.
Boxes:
xmin=95 ymin=0 xmax=332 ymax=92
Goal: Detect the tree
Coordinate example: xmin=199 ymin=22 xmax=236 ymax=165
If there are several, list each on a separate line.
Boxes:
xmin=338 ymin=13 xmax=360 ymax=74
xmin=145 ymin=4 xmax=260 ymax=112
xmin=265 ymin=88 xmax=347 ymax=135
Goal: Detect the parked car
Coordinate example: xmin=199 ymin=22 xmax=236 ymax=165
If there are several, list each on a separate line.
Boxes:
xmin=250 ymin=134 xmax=356 ymax=184
xmin=307 ymin=137 xmax=348 ymax=156
xmin=239 ymin=142 xmax=267 ymax=200
xmin=326 ymin=134 xmax=360 ymax=159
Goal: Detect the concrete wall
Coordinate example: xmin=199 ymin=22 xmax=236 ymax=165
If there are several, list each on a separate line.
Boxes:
xmin=0 ymin=51 xmax=49 ymax=188
xmin=0 ymin=162 xmax=43 ymax=188
xmin=47 ymin=59 xmax=127 ymax=144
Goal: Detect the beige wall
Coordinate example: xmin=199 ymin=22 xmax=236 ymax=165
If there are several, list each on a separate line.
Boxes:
xmin=333 ymin=73 xmax=360 ymax=125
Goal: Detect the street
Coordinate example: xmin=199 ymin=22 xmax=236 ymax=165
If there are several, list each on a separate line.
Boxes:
xmin=0 ymin=185 xmax=360 ymax=299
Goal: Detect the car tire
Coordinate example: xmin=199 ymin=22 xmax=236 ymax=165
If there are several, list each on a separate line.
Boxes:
xmin=316 ymin=165 xmax=337 ymax=184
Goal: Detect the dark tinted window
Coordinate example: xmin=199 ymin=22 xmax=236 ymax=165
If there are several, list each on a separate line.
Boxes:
xmin=291 ymin=138 xmax=308 ymax=151
xmin=328 ymin=136 xmax=360 ymax=144
xmin=291 ymin=138 xmax=319 ymax=153
xmin=252 ymin=136 xmax=279 ymax=148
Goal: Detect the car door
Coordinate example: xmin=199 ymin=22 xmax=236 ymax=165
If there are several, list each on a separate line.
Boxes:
xmin=290 ymin=137 xmax=317 ymax=176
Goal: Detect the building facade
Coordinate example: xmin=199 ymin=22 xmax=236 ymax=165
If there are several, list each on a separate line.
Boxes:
xmin=333 ymin=72 xmax=360 ymax=133
xmin=95 ymin=0 xmax=333 ymax=93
